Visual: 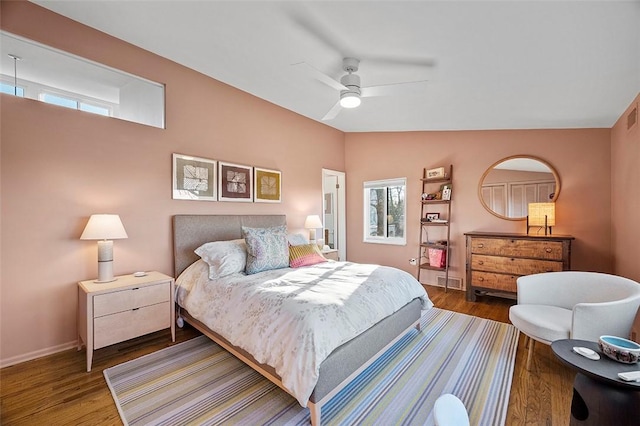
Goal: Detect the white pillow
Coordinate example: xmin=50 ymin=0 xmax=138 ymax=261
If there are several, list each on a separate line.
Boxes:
xmin=194 ymin=239 xmax=247 ymax=279
xmin=287 ymin=233 xmax=309 ymax=246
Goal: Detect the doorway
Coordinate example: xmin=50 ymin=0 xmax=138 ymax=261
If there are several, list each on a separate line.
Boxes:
xmin=322 ymin=169 xmax=346 ymax=261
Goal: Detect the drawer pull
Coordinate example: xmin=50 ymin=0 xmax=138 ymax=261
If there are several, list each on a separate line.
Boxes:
xmin=132 ymin=287 xmax=139 ymax=290
xmin=478 ymin=243 xmax=484 ymax=248
xmin=478 ymin=260 xmax=484 ymax=265
xmin=132 ymin=307 xmax=139 ymax=311
xmin=545 ymin=248 xmax=552 ymax=253
xmin=478 ymin=277 xmax=484 ymax=282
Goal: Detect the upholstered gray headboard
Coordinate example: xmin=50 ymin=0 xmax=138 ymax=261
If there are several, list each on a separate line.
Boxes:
xmin=172 ymin=214 xmax=287 ymax=277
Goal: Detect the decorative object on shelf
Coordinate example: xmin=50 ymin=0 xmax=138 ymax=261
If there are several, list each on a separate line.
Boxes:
xmin=304 ymin=215 xmax=324 ymax=245
xmin=80 ymin=214 xmax=128 ymax=283
xmin=254 ymin=167 xmax=281 ymax=203
xmin=219 ymin=161 xmax=253 ymax=202
xmin=441 ymin=184 xmax=452 ymax=201
xmin=426 ymin=167 xmax=446 ymax=180
xmin=425 ymin=213 xmax=440 ymax=222
xmin=172 ymin=153 xmax=217 ymax=201
xmin=428 ymin=248 xmax=446 ymax=268
xmin=527 ymin=202 xmax=555 ymax=235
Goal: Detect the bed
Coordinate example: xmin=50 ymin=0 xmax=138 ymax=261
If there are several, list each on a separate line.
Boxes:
xmin=173 ymin=214 xmax=432 ymax=425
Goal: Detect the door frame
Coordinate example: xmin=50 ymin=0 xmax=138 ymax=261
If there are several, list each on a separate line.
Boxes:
xmin=322 ymin=168 xmax=346 ymax=261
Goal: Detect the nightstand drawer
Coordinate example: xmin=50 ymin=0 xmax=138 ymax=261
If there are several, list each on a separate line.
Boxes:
xmin=94 ymin=302 xmax=170 ymax=349
xmin=94 ymin=282 xmax=170 ymax=317
xmin=471 ymin=254 xmax=563 ymax=275
xmin=471 ymin=237 xmax=564 ymax=260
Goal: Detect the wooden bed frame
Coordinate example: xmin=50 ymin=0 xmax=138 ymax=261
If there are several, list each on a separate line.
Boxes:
xmin=172 ymin=214 xmax=422 ymax=425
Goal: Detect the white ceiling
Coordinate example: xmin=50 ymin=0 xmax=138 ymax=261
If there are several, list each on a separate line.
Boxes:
xmin=32 ymin=0 xmax=640 ymax=132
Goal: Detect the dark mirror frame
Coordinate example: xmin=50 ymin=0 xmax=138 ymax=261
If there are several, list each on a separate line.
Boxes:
xmin=478 ymin=155 xmax=561 ymax=221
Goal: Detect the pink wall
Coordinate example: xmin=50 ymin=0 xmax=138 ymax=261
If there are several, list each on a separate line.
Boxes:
xmin=0 ymin=2 xmax=344 ymax=365
xmin=611 ymin=94 xmax=640 ymax=281
xmin=1 ymin=1 xmax=637 ymax=367
xmin=344 ymin=129 xmax=613 ymax=283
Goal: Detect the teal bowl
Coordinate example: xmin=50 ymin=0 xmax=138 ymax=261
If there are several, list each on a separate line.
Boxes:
xmin=598 ymin=335 xmax=640 ymax=364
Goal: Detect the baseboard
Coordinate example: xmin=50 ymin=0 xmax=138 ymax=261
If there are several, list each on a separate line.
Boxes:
xmin=0 ymin=340 xmax=78 ymax=369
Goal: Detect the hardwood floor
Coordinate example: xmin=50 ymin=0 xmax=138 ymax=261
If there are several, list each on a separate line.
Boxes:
xmin=1 ymin=286 xmax=574 ymax=425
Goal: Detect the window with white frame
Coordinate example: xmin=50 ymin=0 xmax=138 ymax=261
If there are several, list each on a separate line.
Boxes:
xmin=363 ymin=178 xmax=407 ymax=245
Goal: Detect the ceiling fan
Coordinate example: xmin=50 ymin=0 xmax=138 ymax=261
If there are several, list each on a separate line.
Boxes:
xmin=294 ymin=57 xmax=429 ymax=121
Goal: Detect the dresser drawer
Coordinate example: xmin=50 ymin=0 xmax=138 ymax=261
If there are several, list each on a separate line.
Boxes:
xmin=93 ymin=282 xmax=170 ymax=317
xmin=94 ymin=302 xmax=170 ymax=349
xmin=471 ymin=271 xmax=518 ymax=293
xmin=471 ymin=254 xmax=563 ymax=275
xmin=471 ymin=237 xmax=564 ymax=260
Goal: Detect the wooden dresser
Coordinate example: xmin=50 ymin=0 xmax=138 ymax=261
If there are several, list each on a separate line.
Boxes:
xmin=465 ymin=232 xmax=574 ymax=301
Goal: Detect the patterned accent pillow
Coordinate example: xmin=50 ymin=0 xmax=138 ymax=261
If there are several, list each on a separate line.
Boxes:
xmin=289 ymin=243 xmax=327 ymax=268
xmin=242 ymin=225 xmax=289 ymax=275
xmin=194 ymin=239 xmax=247 ymax=279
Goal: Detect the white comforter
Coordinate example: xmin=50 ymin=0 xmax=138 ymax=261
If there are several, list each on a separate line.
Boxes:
xmin=176 ymin=260 xmax=432 ymax=407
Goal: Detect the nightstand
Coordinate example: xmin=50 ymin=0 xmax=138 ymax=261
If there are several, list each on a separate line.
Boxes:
xmin=322 ymin=248 xmax=339 ymax=261
xmin=78 ymin=271 xmax=175 ymax=372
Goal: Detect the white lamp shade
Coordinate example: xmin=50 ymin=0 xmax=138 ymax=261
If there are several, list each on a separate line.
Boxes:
xmin=304 ymin=215 xmax=323 ymax=229
xmin=528 ymin=203 xmax=556 ymax=226
xmin=80 ymin=214 xmax=128 ymax=240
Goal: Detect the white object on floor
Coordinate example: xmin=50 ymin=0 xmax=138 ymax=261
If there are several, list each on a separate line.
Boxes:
xmin=433 ymin=393 xmax=469 ymax=426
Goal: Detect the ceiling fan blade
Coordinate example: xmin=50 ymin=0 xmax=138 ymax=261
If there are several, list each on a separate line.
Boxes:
xmin=361 ymin=80 xmax=429 ymax=98
xmin=292 ymin=62 xmax=347 ymax=91
xmin=364 ymin=55 xmax=437 ymax=68
xmin=322 ymin=101 xmax=342 ymax=121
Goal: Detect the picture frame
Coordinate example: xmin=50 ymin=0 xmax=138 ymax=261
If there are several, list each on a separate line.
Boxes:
xmin=172 ymin=153 xmax=217 ymax=201
xmin=218 ymin=161 xmax=253 ymax=202
xmin=425 ymin=212 xmax=440 ymax=222
xmin=426 ymin=166 xmax=445 ymax=180
xmin=254 ymin=167 xmax=281 ymax=203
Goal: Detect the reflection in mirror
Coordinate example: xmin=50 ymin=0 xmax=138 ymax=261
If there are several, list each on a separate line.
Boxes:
xmin=478 ymin=155 xmax=560 ymax=220
xmin=0 ymin=31 xmax=165 ymax=128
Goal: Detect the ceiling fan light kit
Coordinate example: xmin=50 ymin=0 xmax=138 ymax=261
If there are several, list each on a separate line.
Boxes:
xmin=340 ymin=91 xmax=361 ymax=108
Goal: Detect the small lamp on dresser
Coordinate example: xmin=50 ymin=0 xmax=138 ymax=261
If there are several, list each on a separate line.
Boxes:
xmin=527 ymin=202 xmax=555 ymax=235
xmin=304 ymin=215 xmax=324 ymax=245
xmin=80 ymin=214 xmax=128 ymax=283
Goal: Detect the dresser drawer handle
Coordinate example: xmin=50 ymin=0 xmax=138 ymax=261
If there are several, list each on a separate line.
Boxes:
xmin=132 ymin=307 xmax=140 ymax=311
xmin=510 ymin=258 xmax=515 ymax=261
xmin=132 ymin=287 xmax=139 ymax=290
xmin=477 ymin=243 xmax=484 ymax=248
xmin=545 ymin=248 xmax=552 ymax=253
xmin=478 ymin=277 xmax=484 ymax=282
xmin=477 ymin=260 xmax=484 ymax=265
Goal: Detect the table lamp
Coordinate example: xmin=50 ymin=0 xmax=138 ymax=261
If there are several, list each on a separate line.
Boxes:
xmin=304 ymin=215 xmax=324 ymax=245
xmin=527 ymin=203 xmax=555 ymax=235
xmin=81 ymin=214 xmax=128 ymax=282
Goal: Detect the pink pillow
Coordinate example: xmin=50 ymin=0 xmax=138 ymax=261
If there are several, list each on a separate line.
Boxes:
xmin=289 ymin=244 xmax=327 ymax=268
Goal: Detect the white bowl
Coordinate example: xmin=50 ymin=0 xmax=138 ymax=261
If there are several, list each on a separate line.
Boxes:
xmin=598 ymin=335 xmax=640 ymax=364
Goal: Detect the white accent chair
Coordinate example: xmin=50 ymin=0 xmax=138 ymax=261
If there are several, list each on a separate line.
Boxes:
xmin=509 ymin=271 xmax=640 ymax=369
xmin=433 ymin=393 xmax=469 ymax=426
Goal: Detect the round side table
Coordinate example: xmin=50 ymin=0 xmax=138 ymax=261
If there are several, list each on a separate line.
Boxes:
xmin=551 ymin=339 xmax=640 ymax=425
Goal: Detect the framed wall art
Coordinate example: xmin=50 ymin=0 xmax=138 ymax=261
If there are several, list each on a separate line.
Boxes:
xmin=218 ymin=161 xmax=253 ymax=202
xmin=254 ymin=167 xmax=281 ymax=203
xmin=172 ymin=153 xmax=217 ymax=201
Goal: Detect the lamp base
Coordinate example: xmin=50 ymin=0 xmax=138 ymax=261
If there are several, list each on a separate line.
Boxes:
xmin=95 ymin=240 xmax=116 ymax=283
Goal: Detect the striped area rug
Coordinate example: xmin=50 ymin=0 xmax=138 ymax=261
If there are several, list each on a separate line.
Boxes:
xmin=104 ymin=308 xmax=518 ymax=425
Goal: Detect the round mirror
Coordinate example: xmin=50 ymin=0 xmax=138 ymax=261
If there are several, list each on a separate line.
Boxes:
xmin=478 ymin=155 xmax=560 ymax=220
